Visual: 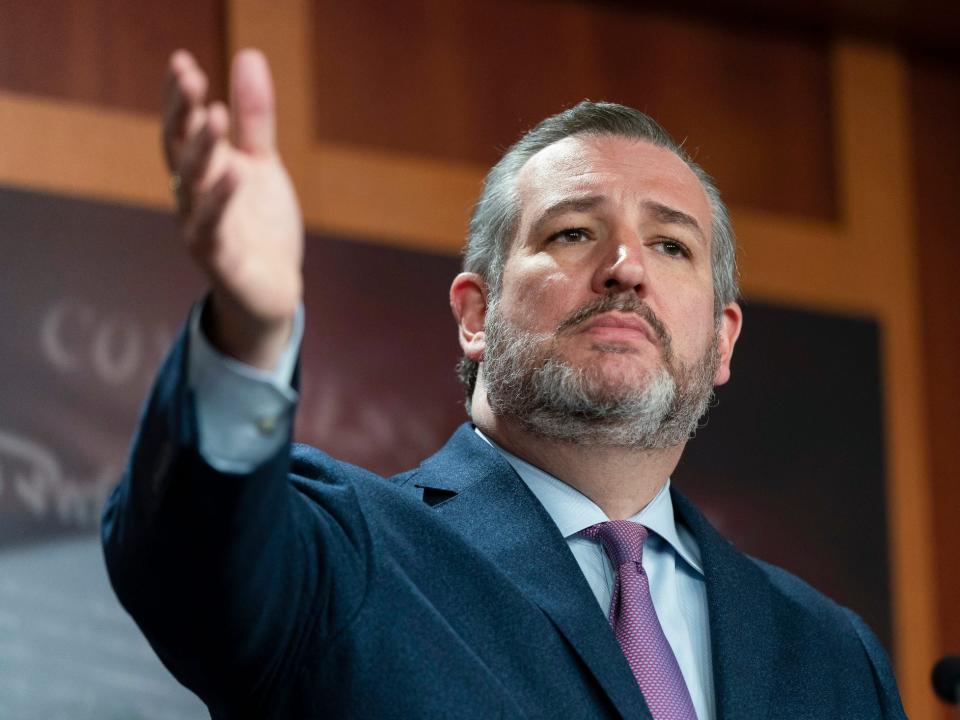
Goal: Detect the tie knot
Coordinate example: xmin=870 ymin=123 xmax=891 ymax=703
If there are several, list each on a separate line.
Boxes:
xmin=580 ymin=520 xmax=648 ymax=568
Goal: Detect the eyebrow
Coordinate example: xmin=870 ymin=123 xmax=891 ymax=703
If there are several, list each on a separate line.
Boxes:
xmin=529 ymin=196 xmax=707 ymax=245
xmin=529 ymin=196 xmax=606 ymax=238
xmin=643 ymin=200 xmax=707 ymax=244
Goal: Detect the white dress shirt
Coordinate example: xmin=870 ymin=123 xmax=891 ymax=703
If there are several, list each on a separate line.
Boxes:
xmin=187 ymin=305 xmax=715 ymax=719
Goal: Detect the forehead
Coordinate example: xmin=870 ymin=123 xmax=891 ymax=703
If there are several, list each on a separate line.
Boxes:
xmin=514 ymin=134 xmax=712 ymax=238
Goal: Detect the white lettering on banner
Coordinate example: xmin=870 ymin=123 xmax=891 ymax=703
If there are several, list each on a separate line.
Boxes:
xmin=91 ymin=316 xmax=141 ymax=385
xmin=0 ymin=429 xmax=117 ymax=530
xmin=40 ymin=302 xmax=95 ymax=373
xmin=39 ymin=300 xmax=174 ymax=389
xmin=0 ymin=431 xmax=60 ymax=517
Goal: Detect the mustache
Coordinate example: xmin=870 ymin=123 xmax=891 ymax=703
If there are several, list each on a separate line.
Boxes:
xmin=555 ymin=294 xmax=671 ymax=348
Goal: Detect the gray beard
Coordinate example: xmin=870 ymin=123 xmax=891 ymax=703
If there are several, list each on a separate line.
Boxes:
xmin=482 ymin=295 xmax=719 ymax=449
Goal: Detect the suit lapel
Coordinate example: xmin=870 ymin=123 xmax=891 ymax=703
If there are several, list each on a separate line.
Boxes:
xmin=411 ymin=425 xmax=651 ymax=720
xmin=411 ymin=427 xmax=784 ymax=719
xmin=672 ymin=490 xmax=776 ymax=720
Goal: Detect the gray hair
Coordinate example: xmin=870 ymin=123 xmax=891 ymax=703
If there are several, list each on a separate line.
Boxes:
xmin=457 ymin=100 xmax=739 ymax=410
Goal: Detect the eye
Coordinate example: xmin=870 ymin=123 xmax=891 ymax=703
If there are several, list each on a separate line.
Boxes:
xmin=653 ymin=239 xmax=691 ymax=259
xmin=549 ymin=228 xmax=590 ymax=243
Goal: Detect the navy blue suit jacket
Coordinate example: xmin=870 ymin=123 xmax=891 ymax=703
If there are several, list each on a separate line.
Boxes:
xmin=102 ymin=333 xmax=906 ymax=719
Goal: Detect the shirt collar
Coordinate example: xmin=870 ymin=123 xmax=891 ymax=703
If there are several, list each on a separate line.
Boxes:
xmin=475 ymin=428 xmax=703 ymax=575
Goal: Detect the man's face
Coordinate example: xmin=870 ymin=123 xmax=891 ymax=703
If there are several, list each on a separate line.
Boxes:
xmin=479 ymin=134 xmax=740 ymax=447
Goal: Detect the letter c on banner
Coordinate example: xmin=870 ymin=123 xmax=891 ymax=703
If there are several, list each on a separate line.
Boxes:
xmin=40 ymin=301 xmax=95 ymax=373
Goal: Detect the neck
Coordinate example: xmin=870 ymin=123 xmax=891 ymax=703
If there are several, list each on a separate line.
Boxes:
xmin=471 ymin=390 xmax=684 ymax=520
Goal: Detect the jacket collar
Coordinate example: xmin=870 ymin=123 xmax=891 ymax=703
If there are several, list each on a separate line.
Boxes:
xmin=482 ymin=432 xmax=703 ymax=576
xmin=412 ymin=424 xmax=652 ymax=720
xmin=411 ymin=424 xmax=778 ymax=720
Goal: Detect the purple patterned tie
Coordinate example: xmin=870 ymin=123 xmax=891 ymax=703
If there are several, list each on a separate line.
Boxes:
xmin=581 ymin=520 xmax=698 ymax=720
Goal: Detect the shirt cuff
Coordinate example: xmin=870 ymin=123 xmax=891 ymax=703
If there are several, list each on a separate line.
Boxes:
xmin=187 ymin=301 xmax=304 ymax=474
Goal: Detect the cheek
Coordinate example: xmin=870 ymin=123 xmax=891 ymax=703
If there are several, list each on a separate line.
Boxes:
xmin=664 ymin=296 xmax=716 ymax=351
xmin=502 ymin=269 xmax=575 ymax=328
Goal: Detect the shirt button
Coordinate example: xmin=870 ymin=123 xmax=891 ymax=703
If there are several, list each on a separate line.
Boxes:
xmin=255 ymin=415 xmax=278 ymax=434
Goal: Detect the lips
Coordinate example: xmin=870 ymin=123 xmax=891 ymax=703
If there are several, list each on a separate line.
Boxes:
xmin=577 ymin=312 xmax=655 ymax=344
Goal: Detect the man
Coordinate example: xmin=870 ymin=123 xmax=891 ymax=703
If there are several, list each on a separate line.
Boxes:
xmin=102 ymin=49 xmax=906 ymax=719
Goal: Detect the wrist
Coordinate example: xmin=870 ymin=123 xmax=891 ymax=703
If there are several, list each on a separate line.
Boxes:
xmin=204 ymin=291 xmax=296 ymax=370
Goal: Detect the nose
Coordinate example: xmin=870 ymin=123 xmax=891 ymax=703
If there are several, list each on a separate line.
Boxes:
xmin=591 ymin=237 xmax=646 ymax=296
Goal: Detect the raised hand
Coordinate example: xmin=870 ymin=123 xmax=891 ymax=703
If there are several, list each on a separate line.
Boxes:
xmin=164 ymin=49 xmax=303 ymax=369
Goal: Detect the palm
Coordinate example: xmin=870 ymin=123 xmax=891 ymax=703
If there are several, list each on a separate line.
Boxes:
xmin=213 ymin=150 xmax=303 ymax=324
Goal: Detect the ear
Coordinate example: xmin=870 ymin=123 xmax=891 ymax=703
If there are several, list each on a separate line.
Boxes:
xmin=713 ymin=301 xmax=743 ymax=386
xmin=450 ymin=272 xmax=488 ymax=361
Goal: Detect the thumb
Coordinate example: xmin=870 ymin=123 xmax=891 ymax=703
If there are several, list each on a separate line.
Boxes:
xmin=230 ymin=48 xmax=275 ymax=155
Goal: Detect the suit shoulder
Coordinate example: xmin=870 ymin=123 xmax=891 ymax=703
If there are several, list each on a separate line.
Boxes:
xmin=289 ymin=442 xmax=385 ymax=484
xmin=752 ymin=556 xmax=903 ymax=708
xmin=745 ymin=557 xmax=879 ymax=657
xmin=749 ymin=556 xmax=873 ymax=640
xmin=750 ymin=557 xmax=846 ymax=617
xmin=756 ymin=558 xmax=905 ymax=712
xmin=287 ymin=443 xmax=426 ymax=508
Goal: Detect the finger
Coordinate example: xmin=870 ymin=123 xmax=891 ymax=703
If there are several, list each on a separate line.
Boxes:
xmin=166 ymin=51 xmax=208 ymax=129
xmin=177 ymin=102 xmax=230 ymax=216
xmin=229 ymin=49 xmax=275 ymax=156
xmin=183 ymin=166 xmax=239 ymax=262
xmin=162 ymin=50 xmax=209 ymax=170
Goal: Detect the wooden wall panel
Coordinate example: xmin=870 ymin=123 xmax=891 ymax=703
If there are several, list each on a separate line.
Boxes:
xmin=909 ymin=53 xmax=960 ymax=693
xmin=0 ymin=0 xmax=226 ymax=113
xmin=311 ymin=0 xmax=837 ymax=220
xmin=831 ymin=44 xmax=936 ymax=718
xmin=630 ymin=0 xmax=960 ymax=56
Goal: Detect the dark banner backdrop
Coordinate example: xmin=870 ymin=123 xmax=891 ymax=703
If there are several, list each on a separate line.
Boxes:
xmin=676 ymin=303 xmax=890 ymax=648
xmin=0 ymin=185 xmax=890 ymax=717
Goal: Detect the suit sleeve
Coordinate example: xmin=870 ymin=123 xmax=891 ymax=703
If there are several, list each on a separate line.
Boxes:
xmin=843 ymin=608 xmax=908 ymax=719
xmin=100 ymin=325 xmax=370 ymax=716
